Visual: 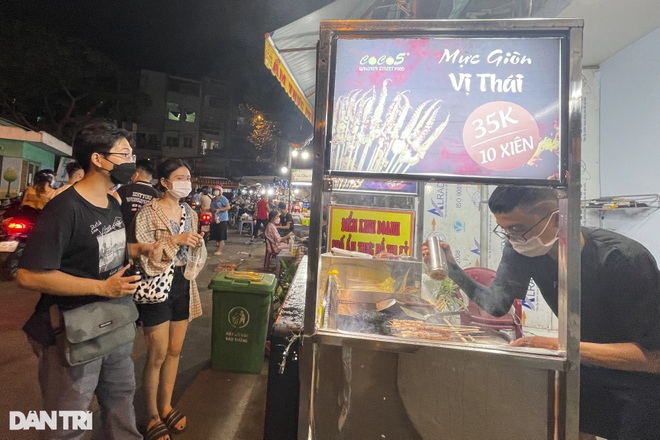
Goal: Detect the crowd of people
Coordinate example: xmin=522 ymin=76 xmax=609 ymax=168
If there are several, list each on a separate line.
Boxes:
xmin=11 ymin=119 xmax=308 ymax=439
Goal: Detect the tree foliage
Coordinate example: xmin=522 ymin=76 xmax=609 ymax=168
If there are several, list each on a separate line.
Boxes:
xmin=0 ymin=21 xmax=150 ymax=142
xmin=3 ymin=167 xmax=18 ymax=197
xmin=3 ymin=167 xmax=18 ymax=183
xmin=244 ymin=104 xmax=276 ymax=150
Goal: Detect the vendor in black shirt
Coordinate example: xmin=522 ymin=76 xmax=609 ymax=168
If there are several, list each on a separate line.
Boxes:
xmin=276 ymin=201 xmax=294 ymax=237
xmin=16 ymin=121 xmax=161 ymax=439
xmin=116 ymin=158 xmax=160 ymax=229
xmin=427 ymin=186 xmax=660 ymax=440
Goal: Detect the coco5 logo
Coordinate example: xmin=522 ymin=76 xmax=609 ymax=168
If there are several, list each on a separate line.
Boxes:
xmin=359 ymin=52 xmax=408 ymax=66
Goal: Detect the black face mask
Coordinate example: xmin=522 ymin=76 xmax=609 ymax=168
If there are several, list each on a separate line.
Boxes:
xmin=108 ymin=162 xmax=136 ymax=185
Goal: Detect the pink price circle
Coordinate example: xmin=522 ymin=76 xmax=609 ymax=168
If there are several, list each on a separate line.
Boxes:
xmin=463 ymin=101 xmax=540 ymax=171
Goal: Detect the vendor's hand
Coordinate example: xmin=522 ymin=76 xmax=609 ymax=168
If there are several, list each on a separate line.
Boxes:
xmin=175 ymin=231 xmax=204 ymax=247
xmin=510 ymin=336 xmax=559 ymax=351
xmin=421 ymin=240 xmax=457 ymax=265
xmin=102 ymin=264 xmax=140 ymax=297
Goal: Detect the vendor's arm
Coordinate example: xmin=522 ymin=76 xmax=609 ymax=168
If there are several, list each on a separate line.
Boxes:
xmin=17 ymin=266 xmax=140 ymax=298
xmin=511 ymin=337 xmax=660 ymax=374
xmin=436 ymin=241 xmax=529 ymax=316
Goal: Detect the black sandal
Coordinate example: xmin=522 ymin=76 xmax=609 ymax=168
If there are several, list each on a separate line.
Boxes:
xmin=163 ymin=408 xmax=187 ymax=434
xmin=145 ymin=420 xmax=171 ymax=440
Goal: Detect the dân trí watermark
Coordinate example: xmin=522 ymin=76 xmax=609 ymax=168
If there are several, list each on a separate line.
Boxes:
xmin=9 ymin=411 xmax=93 ymax=431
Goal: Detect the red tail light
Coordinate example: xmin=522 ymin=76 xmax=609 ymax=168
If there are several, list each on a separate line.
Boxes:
xmin=5 ymin=220 xmax=30 ymax=233
xmin=200 ymin=212 xmax=213 ymax=223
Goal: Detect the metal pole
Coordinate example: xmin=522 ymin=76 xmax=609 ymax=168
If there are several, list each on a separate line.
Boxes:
xmin=288 ymin=149 xmax=292 ymax=207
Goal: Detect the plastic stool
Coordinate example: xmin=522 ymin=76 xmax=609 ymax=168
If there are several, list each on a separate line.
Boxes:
xmin=238 ymin=220 xmax=253 ymax=236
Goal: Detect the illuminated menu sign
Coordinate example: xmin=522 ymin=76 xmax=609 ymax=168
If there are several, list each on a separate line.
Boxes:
xmin=332 ymin=178 xmax=418 ymax=194
xmin=328 ymin=37 xmax=563 ymax=183
xmin=328 ymin=206 xmax=414 ymax=256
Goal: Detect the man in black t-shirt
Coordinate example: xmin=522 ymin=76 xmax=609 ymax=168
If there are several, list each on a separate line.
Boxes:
xmin=17 ymin=121 xmax=161 ymax=439
xmin=276 ymin=201 xmax=294 ymax=237
xmin=434 ymin=186 xmax=660 ymax=439
xmin=116 ymin=158 xmax=160 ymax=229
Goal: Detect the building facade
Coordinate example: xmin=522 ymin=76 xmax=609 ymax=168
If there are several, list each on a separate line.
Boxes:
xmin=136 ymin=70 xmax=239 ymax=180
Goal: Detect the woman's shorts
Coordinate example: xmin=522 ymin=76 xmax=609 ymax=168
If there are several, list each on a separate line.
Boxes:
xmin=137 ymin=266 xmax=190 ymax=327
xmin=210 ymin=221 xmax=227 ymax=241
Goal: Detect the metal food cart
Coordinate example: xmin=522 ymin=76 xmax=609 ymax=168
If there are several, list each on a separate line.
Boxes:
xmin=300 ymin=19 xmax=583 ymax=439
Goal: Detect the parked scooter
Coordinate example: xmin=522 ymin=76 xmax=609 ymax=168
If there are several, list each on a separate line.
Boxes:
xmin=228 ymin=201 xmax=254 ymax=229
xmin=0 ymin=210 xmax=37 ymax=280
xmin=199 ymin=211 xmax=213 ymax=242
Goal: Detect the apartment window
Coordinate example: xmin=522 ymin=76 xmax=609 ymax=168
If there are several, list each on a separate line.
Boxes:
xmin=166 ymin=136 xmax=179 ymax=147
xmin=184 ymin=110 xmax=196 ymax=123
xmin=168 ymin=78 xmax=200 ymax=96
xmin=166 ymin=102 xmax=181 ymax=121
xmin=183 ymin=137 xmax=193 ymax=148
xmin=210 ymin=140 xmax=220 ymax=150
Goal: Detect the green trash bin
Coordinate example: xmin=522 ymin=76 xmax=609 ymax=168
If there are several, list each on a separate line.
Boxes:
xmin=209 ymin=271 xmax=277 ymax=374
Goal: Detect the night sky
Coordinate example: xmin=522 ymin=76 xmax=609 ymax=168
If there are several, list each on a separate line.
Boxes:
xmin=2 ymin=0 xmax=332 ymax=137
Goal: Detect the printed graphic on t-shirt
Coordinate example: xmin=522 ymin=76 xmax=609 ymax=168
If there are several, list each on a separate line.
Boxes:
xmin=92 ymin=216 xmax=126 ymax=274
xmin=126 ymin=193 xmax=155 ymax=212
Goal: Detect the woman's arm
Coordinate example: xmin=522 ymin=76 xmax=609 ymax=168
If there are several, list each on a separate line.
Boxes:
xmin=134 ymin=205 xmax=179 ymax=275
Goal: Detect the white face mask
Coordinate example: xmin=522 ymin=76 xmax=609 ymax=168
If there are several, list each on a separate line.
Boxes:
xmin=510 ymin=213 xmax=558 ymax=257
xmin=170 ymin=181 xmax=192 ymax=199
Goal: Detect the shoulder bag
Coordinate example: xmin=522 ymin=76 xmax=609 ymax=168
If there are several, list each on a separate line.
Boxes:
xmin=50 ymin=295 xmax=139 ymax=366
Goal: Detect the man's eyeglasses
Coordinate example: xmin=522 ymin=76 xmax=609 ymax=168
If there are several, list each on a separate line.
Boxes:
xmin=493 ymin=210 xmax=558 ymax=243
xmin=101 ymin=152 xmax=137 ymax=162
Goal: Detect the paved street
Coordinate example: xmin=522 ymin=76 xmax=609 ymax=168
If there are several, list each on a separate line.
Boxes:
xmin=0 ymin=225 xmax=281 ymax=439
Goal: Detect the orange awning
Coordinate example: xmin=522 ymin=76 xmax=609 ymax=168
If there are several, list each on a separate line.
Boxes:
xmin=264 ymin=35 xmax=314 ymax=123
xmin=264 ymin=0 xmax=379 ymax=124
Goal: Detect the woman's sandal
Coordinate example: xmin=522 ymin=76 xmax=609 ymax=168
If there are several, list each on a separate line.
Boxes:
xmin=145 ymin=420 xmax=171 ymax=440
xmin=163 ymin=408 xmax=187 ymax=434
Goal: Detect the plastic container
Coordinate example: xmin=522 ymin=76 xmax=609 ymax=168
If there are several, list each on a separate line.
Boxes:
xmin=208 ymin=271 xmax=277 ymax=373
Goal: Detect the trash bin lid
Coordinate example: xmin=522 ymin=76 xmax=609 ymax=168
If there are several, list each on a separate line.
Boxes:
xmin=208 ymin=271 xmax=277 ymax=294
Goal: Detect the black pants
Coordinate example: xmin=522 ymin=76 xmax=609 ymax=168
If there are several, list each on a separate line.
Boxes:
xmin=254 ymin=218 xmax=268 ymax=237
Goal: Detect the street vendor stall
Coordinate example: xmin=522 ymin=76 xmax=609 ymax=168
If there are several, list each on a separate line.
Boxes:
xmin=299 ymin=19 xmax=584 ymax=439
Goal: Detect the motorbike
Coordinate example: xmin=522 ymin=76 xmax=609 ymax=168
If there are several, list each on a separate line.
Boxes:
xmin=0 ymin=210 xmax=37 ymax=280
xmin=199 ymin=211 xmax=213 ymax=242
xmin=228 ymin=202 xmax=254 ymax=228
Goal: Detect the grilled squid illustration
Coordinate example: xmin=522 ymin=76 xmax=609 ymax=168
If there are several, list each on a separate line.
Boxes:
xmin=331 ymin=80 xmax=450 ymax=176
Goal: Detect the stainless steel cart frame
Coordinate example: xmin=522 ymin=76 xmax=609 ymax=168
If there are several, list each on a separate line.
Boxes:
xmin=302 ymin=19 xmax=583 ymax=440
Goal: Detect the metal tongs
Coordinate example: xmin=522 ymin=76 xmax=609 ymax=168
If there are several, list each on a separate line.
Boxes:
xmin=376 ymin=298 xmax=458 ymax=323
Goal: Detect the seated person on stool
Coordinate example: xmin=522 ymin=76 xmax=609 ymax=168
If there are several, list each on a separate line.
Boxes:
xmin=265 ymin=210 xmax=294 ymax=255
